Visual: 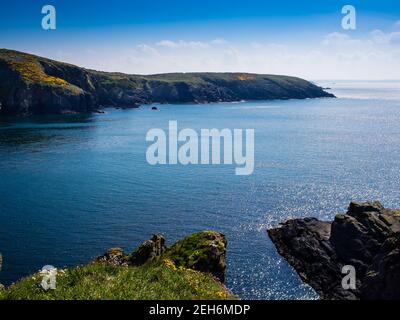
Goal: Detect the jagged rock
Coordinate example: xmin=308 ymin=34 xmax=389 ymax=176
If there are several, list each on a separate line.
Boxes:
xmin=268 ymin=201 xmax=400 ymax=300
xmin=96 ymin=247 xmax=128 ymax=266
xmin=360 ymin=234 xmax=400 ymax=299
xmin=127 ymin=234 xmax=166 ymax=266
xmin=96 ymin=235 xmax=166 ymax=267
xmin=165 ymin=231 xmax=227 ymax=282
xmin=347 ymin=201 xmax=384 ymax=215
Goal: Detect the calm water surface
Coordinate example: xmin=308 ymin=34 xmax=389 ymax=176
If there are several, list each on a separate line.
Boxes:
xmin=1 ymin=81 xmax=400 ymax=299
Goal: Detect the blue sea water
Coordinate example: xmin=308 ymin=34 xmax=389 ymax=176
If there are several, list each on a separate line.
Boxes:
xmin=1 ymin=80 xmax=400 ymax=299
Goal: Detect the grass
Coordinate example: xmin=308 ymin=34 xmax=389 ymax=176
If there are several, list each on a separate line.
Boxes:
xmin=165 ymin=231 xmax=225 ymax=270
xmin=390 ymin=209 xmax=400 ymax=215
xmin=7 ymin=59 xmax=69 ymax=86
xmin=0 ymin=49 xmax=80 ymax=91
xmin=0 ymin=228 xmax=233 ymax=300
xmin=0 ymin=48 xmax=312 ymax=94
xmin=0 ymin=259 xmax=235 ymax=300
xmin=0 ymin=286 xmax=5 ymax=300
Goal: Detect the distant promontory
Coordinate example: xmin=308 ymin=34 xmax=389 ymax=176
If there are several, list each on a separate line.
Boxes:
xmin=0 ymin=49 xmax=334 ymax=116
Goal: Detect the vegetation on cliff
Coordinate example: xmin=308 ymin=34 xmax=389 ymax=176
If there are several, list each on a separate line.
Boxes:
xmin=1 ymin=260 xmax=232 ymax=300
xmin=0 ymin=48 xmax=334 ymax=116
xmin=1 ymin=50 xmax=69 ymax=87
xmin=165 ymin=231 xmax=227 ymax=282
xmin=0 ymin=231 xmax=235 ymax=300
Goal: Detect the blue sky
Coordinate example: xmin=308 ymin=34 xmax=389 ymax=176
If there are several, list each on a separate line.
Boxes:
xmin=1 ymin=0 xmax=400 ymax=79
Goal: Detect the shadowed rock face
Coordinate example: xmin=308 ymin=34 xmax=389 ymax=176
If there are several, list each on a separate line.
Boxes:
xmin=0 ymin=49 xmax=335 ymax=116
xmin=128 ymin=234 xmax=167 ymax=266
xmin=268 ymin=202 xmax=400 ymax=300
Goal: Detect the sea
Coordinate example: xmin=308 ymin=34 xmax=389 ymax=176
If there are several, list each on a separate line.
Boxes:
xmin=1 ymin=80 xmax=400 ymax=299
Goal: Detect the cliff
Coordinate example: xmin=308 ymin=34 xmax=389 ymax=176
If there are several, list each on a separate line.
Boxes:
xmin=0 ymin=49 xmax=335 ymax=116
xmin=0 ymin=231 xmax=234 ymax=300
xmin=268 ymin=201 xmax=400 ymax=300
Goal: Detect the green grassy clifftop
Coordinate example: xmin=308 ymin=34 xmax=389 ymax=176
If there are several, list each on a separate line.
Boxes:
xmin=0 ymin=231 xmax=236 ymax=300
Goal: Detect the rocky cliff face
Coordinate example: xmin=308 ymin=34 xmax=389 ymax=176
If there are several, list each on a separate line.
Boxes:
xmin=96 ymin=231 xmax=227 ymax=283
xmin=268 ymin=201 xmax=400 ymax=300
xmin=0 ymin=49 xmax=335 ymax=116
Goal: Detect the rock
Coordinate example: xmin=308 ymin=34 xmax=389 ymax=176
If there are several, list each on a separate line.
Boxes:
xmin=360 ymin=234 xmax=400 ymax=299
xmin=94 ymin=232 xmax=227 ymax=282
xmin=165 ymin=231 xmax=227 ymax=282
xmin=268 ymin=218 xmax=355 ymax=299
xmin=268 ymin=201 xmax=400 ymax=300
xmin=151 ymin=106 xmax=158 ymax=110
xmin=95 ymin=247 xmax=128 ymax=266
xmin=127 ymin=234 xmax=166 ymax=266
xmin=95 ymin=235 xmax=166 ymax=267
xmin=347 ymin=201 xmax=384 ymax=215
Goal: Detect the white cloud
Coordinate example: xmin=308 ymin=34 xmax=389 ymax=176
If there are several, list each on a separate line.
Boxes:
xmin=156 ymin=40 xmax=178 ymax=48
xmin=156 ymin=40 xmax=209 ymax=49
xmin=390 ymin=32 xmax=400 ymax=44
xmin=395 ymin=20 xmax=400 ymax=29
xmin=210 ymin=38 xmax=228 ymax=45
xmin=156 ymin=38 xmax=228 ymax=49
xmin=137 ymin=44 xmax=159 ymax=55
xmin=47 ymin=33 xmax=400 ymax=80
xmin=321 ymin=32 xmax=365 ymax=47
xmin=322 ymin=32 xmax=352 ymax=45
xmin=370 ymin=29 xmax=389 ymax=44
xmin=370 ymin=29 xmax=400 ymax=45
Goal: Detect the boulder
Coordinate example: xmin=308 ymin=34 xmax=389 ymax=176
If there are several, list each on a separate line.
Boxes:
xmin=96 ymin=247 xmax=128 ymax=266
xmin=268 ymin=201 xmax=400 ymax=300
xmin=360 ymin=234 xmax=400 ymax=299
xmin=347 ymin=201 xmax=384 ymax=215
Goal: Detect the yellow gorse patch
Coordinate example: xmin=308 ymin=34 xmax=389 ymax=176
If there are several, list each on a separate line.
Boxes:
xmin=7 ymin=59 xmax=69 ymax=86
xmin=163 ymin=259 xmax=177 ymax=270
xmin=237 ymin=74 xmax=255 ymax=81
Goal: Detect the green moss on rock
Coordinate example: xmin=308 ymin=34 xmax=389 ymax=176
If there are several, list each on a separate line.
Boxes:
xmin=165 ymin=231 xmax=227 ymax=282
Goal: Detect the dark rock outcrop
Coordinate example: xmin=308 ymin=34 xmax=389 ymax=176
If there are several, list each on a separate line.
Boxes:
xmin=127 ymin=234 xmax=166 ymax=266
xmin=95 ymin=234 xmax=166 ymax=267
xmin=0 ymin=49 xmax=335 ymax=116
xmin=268 ymin=201 xmax=400 ymax=300
xmin=96 ymin=247 xmax=128 ymax=266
